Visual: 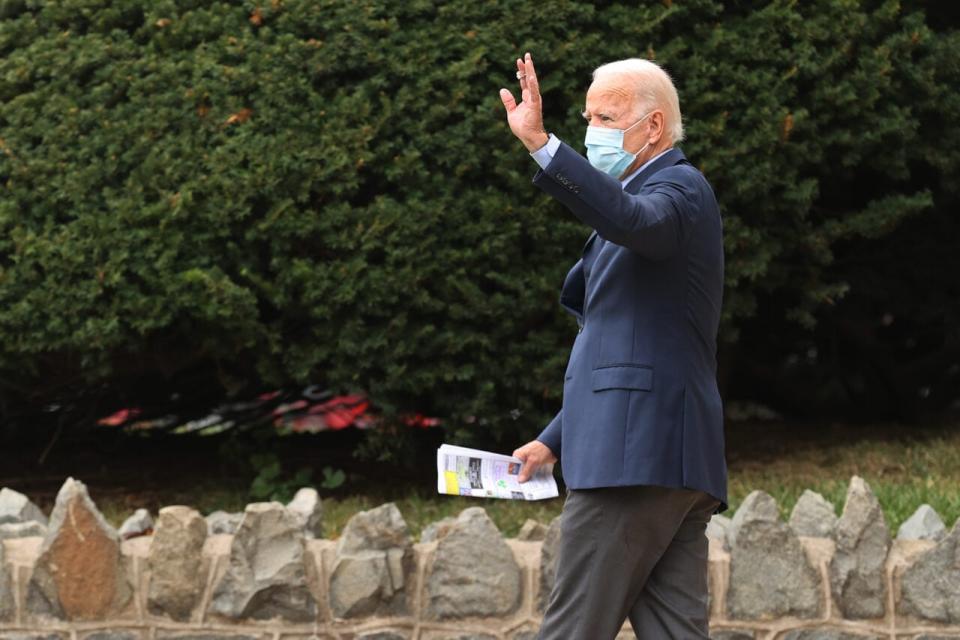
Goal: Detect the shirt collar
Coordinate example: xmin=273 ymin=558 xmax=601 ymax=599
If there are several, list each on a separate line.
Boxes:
xmin=619 ymin=147 xmax=673 ymax=189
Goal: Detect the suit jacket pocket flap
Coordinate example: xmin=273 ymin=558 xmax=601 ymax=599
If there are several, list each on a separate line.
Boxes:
xmin=591 ymin=365 xmax=654 ymax=391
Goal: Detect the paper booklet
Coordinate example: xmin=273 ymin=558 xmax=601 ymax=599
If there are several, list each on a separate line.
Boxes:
xmin=436 ymin=444 xmax=559 ymax=500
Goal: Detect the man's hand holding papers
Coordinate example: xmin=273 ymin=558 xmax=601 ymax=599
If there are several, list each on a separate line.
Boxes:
xmin=436 ymin=444 xmax=559 ymax=501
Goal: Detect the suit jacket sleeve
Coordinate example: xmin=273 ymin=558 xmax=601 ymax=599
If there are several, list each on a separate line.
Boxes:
xmin=533 ymin=141 xmax=700 ymax=260
xmin=536 ymin=409 xmax=562 ymax=459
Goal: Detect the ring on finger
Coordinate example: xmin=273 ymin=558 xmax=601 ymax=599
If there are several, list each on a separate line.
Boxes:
xmin=516 ymin=71 xmax=526 ymax=79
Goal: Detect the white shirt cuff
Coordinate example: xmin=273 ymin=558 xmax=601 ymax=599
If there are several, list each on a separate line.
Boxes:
xmin=529 ymin=133 xmax=561 ymax=169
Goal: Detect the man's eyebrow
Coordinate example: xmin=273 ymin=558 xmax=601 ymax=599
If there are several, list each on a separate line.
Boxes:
xmin=582 ymin=109 xmax=615 ymax=120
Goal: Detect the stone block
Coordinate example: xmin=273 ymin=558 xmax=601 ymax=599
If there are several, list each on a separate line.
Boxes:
xmin=207 ymin=502 xmax=317 ymax=621
xmin=420 ymin=516 xmax=456 ymax=543
xmin=355 ymin=633 xmax=409 ymax=640
xmin=337 ymin=501 xmax=411 ymax=554
xmin=789 ymin=490 xmax=837 ymax=538
xmin=517 ymin=518 xmax=547 ymax=541
xmin=286 ymin=487 xmax=323 ymax=539
xmin=118 ymin=508 xmax=153 ymax=539
xmin=727 ymin=491 xmax=821 ymax=620
xmin=205 ymin=511 xmax=242 ymax=535
xmin=147 ymin=505 xmax=208 ymax=621
xmin=24 ymin=477 xmax=132 ymax=620
xmin=0 ymin=488 xmax=48 ymax=526
xmin=897 ymin=504 xmax=947 ymax=542
xmin=829 ymin=476 xmax=890 ymax=619
xmin=424 ymin=507 xmax=521 ymax=619
xmin=710 ymin=632 xmax=754 ymax=640
xmin=727 ymin=490 xmax=778 ymax=549
xmin=779 ymin=631 xmax=881 ymax=640
xmin=419 ymin=634 xmax=496 ymax=640
xmin=0 ymin=521 xmax=47 ymax=539
xmin=330 ymin=552 xmax=396 ymax=617
xmin=707 ymin=513 xmax=732 ymax=549
xmin=81 ymin=631 xmax=142 ymax=640
xmin=0 ymin=540 xmax=13 ymax=621
xmin=329 ymin=502 xmax=413 ymax=618
xmin=156 ymin=635 xmax=263 ymax=640
xmin=899 ymin=520 xmax=960 ymax=623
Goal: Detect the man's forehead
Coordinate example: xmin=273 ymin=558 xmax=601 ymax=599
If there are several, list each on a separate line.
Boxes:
xmin=585 ymin=78 xmax=635 ymax=107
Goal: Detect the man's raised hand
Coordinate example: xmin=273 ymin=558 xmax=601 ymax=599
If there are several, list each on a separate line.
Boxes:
xmin=499 ymin=52 xmax=549 ymax=152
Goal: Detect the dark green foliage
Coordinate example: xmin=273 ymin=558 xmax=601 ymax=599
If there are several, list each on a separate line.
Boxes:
xmin=1 ymin=1 xmax=957 ymax=447
xmin=248 ymin=450 xmax=313 ymax=502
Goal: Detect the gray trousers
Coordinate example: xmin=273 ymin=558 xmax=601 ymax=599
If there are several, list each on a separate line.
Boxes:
xmin=538 ymin=484 xmax=720 ymax=640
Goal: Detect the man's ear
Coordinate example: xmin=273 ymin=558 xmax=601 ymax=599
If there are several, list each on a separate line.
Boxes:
xmin=648 ymin=110 xmax=665 ymax=145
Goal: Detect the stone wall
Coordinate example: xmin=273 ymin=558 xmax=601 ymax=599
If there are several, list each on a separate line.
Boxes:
xmin=1 ymin=476 xmax=959 ymax=640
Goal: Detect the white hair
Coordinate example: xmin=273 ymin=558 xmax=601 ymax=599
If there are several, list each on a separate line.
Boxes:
xmin=591 ymin=58 xmax=684 ymax=144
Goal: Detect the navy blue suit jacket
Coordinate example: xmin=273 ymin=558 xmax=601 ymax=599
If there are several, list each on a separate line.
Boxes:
xmin=534 ymin=142 xmax=728 ymax=513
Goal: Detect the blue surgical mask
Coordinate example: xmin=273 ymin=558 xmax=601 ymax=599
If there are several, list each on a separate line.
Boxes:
xmin=584 ymin=112 xmax=652 ymax=178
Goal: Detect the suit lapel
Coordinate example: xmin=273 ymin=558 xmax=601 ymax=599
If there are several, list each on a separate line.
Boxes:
xmin=622 ymin=147 xmax=688 ymax=194
xmin=559 ymin=259 xmax=586 ymax=319
xmin=582 ymin=229 xmax=598 ymax=254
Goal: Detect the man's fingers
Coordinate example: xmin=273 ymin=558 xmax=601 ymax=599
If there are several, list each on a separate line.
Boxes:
xmin=516 ymin=57 xmax=528 ymax=92
xmin=524 ymin=53 xmax=541 ymax=104
xmin=506 ymin=53 xmax=539 ymax=112
xmin=518 ymin=461 xmax=537 ymax=483
xmin=499 ymin=88 xmax=517 ymax=112
xmin=516 ymin=443 xmax=534 ymax=482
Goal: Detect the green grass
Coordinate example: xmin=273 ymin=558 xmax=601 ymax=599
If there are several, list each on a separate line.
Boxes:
xmin=93 ymin=421 xmax=960 ymax=540
xmin=96 ymin=480 xmax=252 ymax=532
xmin=319 ymin=490 xmax=566 ymax=540
xmin=726 ymin=425 xmax=960 ymax=533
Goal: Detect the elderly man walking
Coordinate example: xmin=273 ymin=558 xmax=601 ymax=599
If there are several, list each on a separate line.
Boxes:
xmin=501 ymin=54 xmax=728 ymax=639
